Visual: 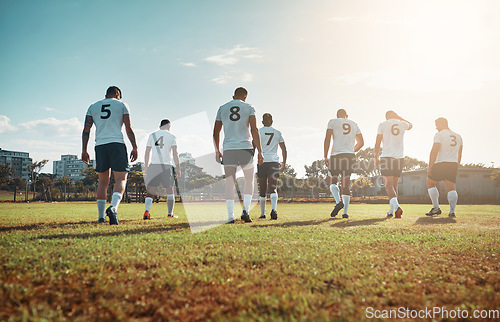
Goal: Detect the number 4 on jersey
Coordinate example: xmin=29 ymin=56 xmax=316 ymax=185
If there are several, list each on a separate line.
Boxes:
xmin=155 ymin=136 xmax=164 ymax=148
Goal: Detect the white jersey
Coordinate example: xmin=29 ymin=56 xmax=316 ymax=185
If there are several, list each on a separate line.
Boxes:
xmin=327 ymin=118 xmax=362 ymax=156
xmin=377 ymin=119 xmax=410 ymax=159
xmin=86 ymin=98 xmax=130 ymax=146
xmin=259 ymin=126 xmax=284 ymax=163
xmin=146 ymin=129 xmax=177 ymax=165
xmin=216 ymin=99 xmax=255 ymax=150
xmin=434 ymin=129 xmax=463 ymax=163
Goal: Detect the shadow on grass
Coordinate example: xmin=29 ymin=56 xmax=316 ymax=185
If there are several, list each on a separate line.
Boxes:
xmin=414 ymin=216 xmax=457 ymax=225
xmin=330 ymin=217 xmax=387 ymax=228
xmin=251 ymin=218 xmax=332 ymax=228
xmin=0 ymin=221 xmax=100 ymax=232
xmin=31 ymin=222 xmax=191 ymax=240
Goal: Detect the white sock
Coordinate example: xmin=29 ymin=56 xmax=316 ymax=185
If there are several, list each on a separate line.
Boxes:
xmin=259 ymin=196 xmax=266 ymax=215
xmin=388 ymin=202 xmax=395 ymax=215
xmin=167 ymin=194 xmax=175 ymax=215
xmin=97 ymin=199 xmax=106 ymax=219
xmin=110 ymin=192 xmax=122 ymax=210
xmin=330 ymin=184 xmax=341 ymax=204
xmin=270 ymin=192 xmax=278 ymax=211
xmin=447 ymin=190 xmax=458 ymax=214
xmin=428 ymin=187 xmax=439 ymax=208
xmin=226 ymin=199 xmax=235 ymax=220
xmin=145 ymin=197 xmax=153 ymax=212
xmin=390 ymin=197 xmax=400 ymax=211
xmin=342 ymin=195 xmax=350 ymax=214
xmin=243 ymin=194 xmax=252 ymax=212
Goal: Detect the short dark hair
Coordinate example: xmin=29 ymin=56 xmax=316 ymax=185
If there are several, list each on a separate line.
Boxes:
xmin=337 ymin=109 xmax=347 ymax=118
xmin=160 ymin=119 xmax=170 ymax=127
xmin=106 ymin=86 xmax=122 ymax=99
xmin=234 ymin=87 xmax=248 ymax=98
xmin=262 ymin=113 xmax=273 ymax=126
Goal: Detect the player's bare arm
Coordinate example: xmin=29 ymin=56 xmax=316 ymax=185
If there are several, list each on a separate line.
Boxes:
xmin=279 ymin=142 xmax=287 ymax=171
xmin=354 ymin=133 xmax=364 ymax=152
xmin=249 ymin=115 xmax=264 ymax=165
xmin=213 ymin=120 xmax=223 ymax=163
xmin=374 ymin=134 xmax=383 ymax=167
xmin=428 ymin=142 xmax=441 ymax=174
xmin=81 ymin=115 xmax=93 ymax=164
xmin=144 ymin=146 xmax=152 ymax=174
xmin=323 ymin=129 xmax=333 ymax=167
xmin=123 ymin=114 xmax=138 ymax=162
xmin=397 ymin=114 xmax=413 ymax=130
xmin=172 ymin=145 xmax=181 ymax=177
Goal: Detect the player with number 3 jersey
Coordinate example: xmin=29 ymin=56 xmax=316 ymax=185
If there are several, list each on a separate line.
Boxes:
xmin=324 ymin=109 xmax=364 ymax=219
xmin=426 ymin=117 xmax=463 ymax=217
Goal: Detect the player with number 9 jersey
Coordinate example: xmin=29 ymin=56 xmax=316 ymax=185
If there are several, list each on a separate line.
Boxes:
xmin=326 ymin=118 xmax=362 ymax=156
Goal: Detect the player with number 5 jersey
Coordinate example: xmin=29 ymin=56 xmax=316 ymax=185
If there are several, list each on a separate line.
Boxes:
xmin=324 ymin=109 xmax=364 ymax=219
xmin=426 ymin=117 xmax=463 ymax=217
xmin=82 ymin=86 xmax=138 ymax=225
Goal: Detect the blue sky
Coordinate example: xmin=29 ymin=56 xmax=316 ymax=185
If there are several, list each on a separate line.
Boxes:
xmin=1 ymin=0 xmax=499 ymax=176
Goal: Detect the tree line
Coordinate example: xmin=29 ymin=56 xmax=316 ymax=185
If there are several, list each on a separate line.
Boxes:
xmin=0 ymin=148 xmax=498 ymax=202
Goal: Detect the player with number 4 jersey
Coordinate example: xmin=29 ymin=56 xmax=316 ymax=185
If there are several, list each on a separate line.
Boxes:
xmin=324 ymin=109 xmax=364 ymax=219
xmin=426 ymin=117 xmax=463 ymax=217
xmin=143 ymin=119 xmax=181 ymax=220
xmin=257 ymin=113 xmax=287 ymax=220
xmin=374 ymin=111 xmax=412 ymax=219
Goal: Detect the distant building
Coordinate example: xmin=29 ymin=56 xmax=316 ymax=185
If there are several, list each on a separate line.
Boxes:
xmin=360 ymin=167 xmax=500 ymax=201
xmin=0 ymin=148 xmax=32 ymax=181
xmin=53 ymin=154 xmax=95 ymax=182
xmin=179 ymin=152 xmax=195 ymax=165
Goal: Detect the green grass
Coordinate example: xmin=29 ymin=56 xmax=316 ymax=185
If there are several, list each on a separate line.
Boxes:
xmin=1 ymin=202 xmax=499 ymax=320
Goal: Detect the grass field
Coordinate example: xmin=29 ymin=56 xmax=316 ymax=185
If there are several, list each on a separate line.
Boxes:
xmin=1 ymin=202 xmax=499 ymax=320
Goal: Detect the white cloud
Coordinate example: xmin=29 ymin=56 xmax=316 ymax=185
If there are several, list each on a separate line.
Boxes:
xmin=181 ymin=62 xmax=197 ymax=67
xmin=0 ymin=115 xmax=17 ymax=134
xmin=336 ymin=66 xmax=500 ymax=92
xmin=241 ymin=73 xmax=254 ymax=82
xmin=44 ymin=107 xmax=56 ymax=111
xmin=212 ymin=74 xmax=231 ymax=84
xmin=204 ymin=45 xmax=263 ymax=66
xmin=18 ymin=117 xmax=82 ymax=137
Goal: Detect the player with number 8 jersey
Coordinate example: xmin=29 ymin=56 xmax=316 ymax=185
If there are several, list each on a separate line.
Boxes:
xmin=213 ymin=87 xmax=264 ymax=224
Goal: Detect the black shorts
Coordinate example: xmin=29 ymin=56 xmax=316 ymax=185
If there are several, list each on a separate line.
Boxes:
xmin=428 ymin=162 xmax=459 ymax=183
xmin=380 ymin=157 xmax=404 ymax=177
xmin=222 ymin=149 xmax=254 ymax=166
xmin=145 ymin=164 xmax=175 ymax=188
xmin=257 ymin=162 xmax=280 ymax=179
xmin=329 ymin=153 xmax=356 ymax=177
xmin=95 ymin=143 xmax=130 ymax=173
